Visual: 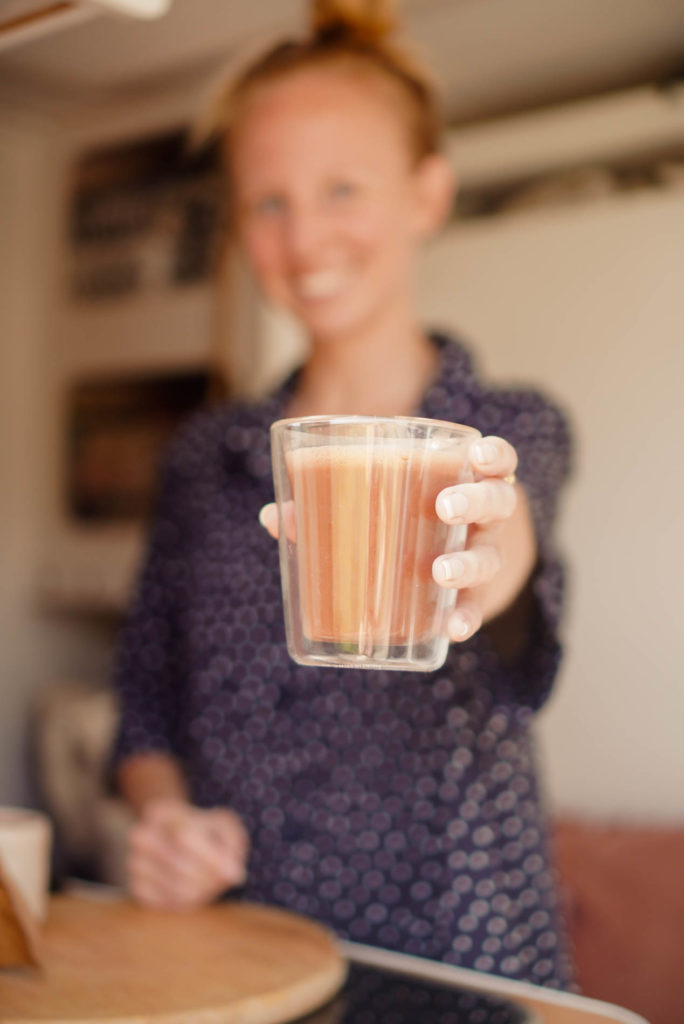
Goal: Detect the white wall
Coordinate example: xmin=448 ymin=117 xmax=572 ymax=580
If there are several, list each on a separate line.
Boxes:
xmin=417 ymin=190 xmax=684 ymax=823
xmin=0 ymin=108 xmax=55 ymax=805
xmin=0 ymin=78 xmax=224 ymax=807
xmin=0 ymin=106 xmax=117 ymax=806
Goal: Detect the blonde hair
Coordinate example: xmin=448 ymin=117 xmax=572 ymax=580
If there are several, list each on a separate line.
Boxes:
xmin=194 ymin=0 xmax=444 ymax=163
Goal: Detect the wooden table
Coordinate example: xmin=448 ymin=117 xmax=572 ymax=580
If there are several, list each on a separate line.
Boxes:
xmin=0 ymin=895 xmax=346 ymax=1023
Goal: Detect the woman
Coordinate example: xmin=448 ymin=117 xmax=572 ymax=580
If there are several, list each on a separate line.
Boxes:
xmin=113 ymin=0 xmax=574 ymax=989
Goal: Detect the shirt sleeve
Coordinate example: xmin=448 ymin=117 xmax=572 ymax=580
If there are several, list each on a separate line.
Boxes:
xmin=477 ymin=387 xmax=573 ymax=713
xmin=110 ymin=445 xmax=194 ymax=769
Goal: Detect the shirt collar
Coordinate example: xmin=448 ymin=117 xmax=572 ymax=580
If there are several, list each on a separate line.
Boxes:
xmin=225 ymin=332 xmax=477 ymax=480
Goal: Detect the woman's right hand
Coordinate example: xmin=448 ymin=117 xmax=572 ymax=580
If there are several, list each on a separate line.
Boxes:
xmin=126 ymin=797 xmax=249 ymax=910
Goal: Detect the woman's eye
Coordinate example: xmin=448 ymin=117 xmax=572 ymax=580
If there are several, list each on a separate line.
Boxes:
xmin=254 ymin=194 xmax=285 ymax=216
xmin=329 ymin=181 xmax=357 ymax=200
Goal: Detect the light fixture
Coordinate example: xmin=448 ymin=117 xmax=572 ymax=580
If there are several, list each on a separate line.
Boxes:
xmin=0 ymin=0 xmax=173 ymax=52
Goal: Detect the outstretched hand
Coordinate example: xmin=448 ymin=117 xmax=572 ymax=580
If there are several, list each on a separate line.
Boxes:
xmin=259 ymin=434 xmax=534 ymax=645
xmin=431 ymin=435 xmax=530 ymax=642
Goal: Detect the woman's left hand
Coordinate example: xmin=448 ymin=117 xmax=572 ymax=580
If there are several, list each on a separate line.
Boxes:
xmin=432 ymin=435 xmax=536 ymax=642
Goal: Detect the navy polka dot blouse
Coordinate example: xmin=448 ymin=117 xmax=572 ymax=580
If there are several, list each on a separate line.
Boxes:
xmin=113 ymin=334 xmax=575 ymax=989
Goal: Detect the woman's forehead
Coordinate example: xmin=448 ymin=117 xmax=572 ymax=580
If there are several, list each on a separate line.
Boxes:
xmin=230 ymin=66 xmax=413 ymax=166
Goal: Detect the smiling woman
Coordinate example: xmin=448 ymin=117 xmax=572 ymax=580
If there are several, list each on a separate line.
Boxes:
xmin=111 ymin=0 xmax=575 ymax=992
xmin=229 ymin=70 xmax=452 ymax=354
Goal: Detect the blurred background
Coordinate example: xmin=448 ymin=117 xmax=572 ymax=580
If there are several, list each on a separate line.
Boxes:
xmin=1 ymin=1 xmax=684 ymax=1020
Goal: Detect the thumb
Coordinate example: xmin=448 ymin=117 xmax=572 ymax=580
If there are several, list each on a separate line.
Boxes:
xmin=258 ymin=503 xmax=279 ymax=538
xmin=259 ymin=502 xmax=297 ymax=542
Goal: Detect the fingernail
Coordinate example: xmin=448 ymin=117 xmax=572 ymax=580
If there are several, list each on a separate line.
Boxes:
xmin=473 ymin=442 xmax=497 ymax=464
xmin=437 ymin=492 xmax=468 ymax=520
xmin=435 ymin=558 xmax=463 ymax=582
xmin=452 ymin=616 xmax=470 ymax=638
xmin=258 ymin=505 xmax=272 ymax=529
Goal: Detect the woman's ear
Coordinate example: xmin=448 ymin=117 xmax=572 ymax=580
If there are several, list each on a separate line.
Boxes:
xmin=412 ymin=153 xmax=457 ymax=238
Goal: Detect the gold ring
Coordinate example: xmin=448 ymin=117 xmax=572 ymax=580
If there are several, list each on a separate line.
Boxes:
xmin=503 ymin=473 xmax=517 ymax=486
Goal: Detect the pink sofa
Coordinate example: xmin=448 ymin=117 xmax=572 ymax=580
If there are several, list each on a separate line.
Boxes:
xmin=554 ymin=819 xmax=684 ymax=1024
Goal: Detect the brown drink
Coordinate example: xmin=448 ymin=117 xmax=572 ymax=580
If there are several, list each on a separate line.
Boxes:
xmin=287 ymin=443 xmax=466 ymax=654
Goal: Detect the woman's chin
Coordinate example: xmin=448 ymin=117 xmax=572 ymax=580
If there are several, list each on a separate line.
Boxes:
xmin=295 ymin=294 xmax=382 ymax=344
xmin=296 ymin=306 xmax=360 ymax=343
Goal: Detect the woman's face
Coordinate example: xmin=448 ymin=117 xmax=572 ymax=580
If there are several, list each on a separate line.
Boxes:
xmin=230 ymin=67 xmax=448 ymax=343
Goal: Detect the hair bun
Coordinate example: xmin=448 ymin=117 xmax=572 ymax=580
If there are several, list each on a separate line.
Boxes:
xmin=311 ymin=0 xmax=397 ymax=45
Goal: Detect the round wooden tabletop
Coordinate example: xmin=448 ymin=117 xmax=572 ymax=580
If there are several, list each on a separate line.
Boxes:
xmin=0 ymin=895 xmax=347 ymax=1024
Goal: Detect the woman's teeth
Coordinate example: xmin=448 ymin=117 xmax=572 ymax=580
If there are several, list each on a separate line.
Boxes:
xmin=296 ymin=270 xmax=345 ymax=299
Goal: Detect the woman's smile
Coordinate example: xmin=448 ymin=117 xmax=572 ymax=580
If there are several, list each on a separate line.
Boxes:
xmin=292 ymin=267 xmax=349 ymax=303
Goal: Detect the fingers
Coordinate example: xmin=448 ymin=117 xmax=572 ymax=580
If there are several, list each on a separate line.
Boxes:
xmin=128 ymin=822 xmax=202 ymax=909
xmin=128 ymin=826 xmax=208 ymax=909
xmin=432 ymin=544 xmax=497 ymax=643
xmin=258 ymin=503 xmax=278 ymax=538
xmin=258 ymin=501 xmax=296 ymax=542
xmin=446 ymin=593 xmax=484 ymax=644
xmin=436 ymin=477 xmax=517 ymax=526
xmin=469 ymin=435 xmax=518 ymax=479
xmin=170 ymin=820 xmax=247 ymax=888
xmin=432 ymin=536 xmax=501 ymax=647
xmin=205 ymin=808 xmax=250 ymax=860
xmin=435 ymin=434 xmax=517 ymax=524
xmin=127 ymin=803 xmax=249 ymax=911
xmin=433 ymin=543 xmax=501 ymax=589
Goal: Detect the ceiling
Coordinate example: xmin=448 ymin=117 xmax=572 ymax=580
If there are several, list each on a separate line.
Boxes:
xmin=1 ymin=0 xmax=684 ymax=124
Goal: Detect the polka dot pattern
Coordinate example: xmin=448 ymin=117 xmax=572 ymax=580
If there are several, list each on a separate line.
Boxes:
xmin=113 ymin=334 xmax=574 ymax=989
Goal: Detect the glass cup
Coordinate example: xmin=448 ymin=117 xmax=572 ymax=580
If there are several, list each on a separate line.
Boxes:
xmin=270 ymin=415 xmax=481 ymax=672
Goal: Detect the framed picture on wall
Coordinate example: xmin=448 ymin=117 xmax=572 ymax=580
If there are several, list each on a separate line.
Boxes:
xmin=66 ymin=369 xmax=211 ymax=521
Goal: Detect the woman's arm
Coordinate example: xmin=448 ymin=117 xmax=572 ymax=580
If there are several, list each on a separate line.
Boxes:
xmin=117 ymin=752 xmax=250 ymax=910
xmin=116 ymin=751 xmax=189 ymax=817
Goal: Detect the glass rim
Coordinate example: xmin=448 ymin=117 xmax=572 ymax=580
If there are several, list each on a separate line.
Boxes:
xmin=271 ymin=414 xmax=481 ymax=436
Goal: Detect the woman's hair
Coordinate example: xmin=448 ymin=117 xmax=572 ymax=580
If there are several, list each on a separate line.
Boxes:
xmin=194 ymin=0 xmax=444 ymax=163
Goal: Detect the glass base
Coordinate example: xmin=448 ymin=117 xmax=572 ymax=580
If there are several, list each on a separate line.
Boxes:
xmin=289 ymin=637 xmax=449 ymax=673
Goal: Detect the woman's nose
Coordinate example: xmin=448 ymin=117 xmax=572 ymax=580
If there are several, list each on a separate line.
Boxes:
xmin=283 ymin=204 xmax=327 ymax=263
